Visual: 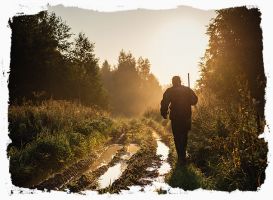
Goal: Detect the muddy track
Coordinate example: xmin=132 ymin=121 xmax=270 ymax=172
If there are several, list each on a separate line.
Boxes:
xmin=96 ymin=129 xmax=169 ymax=194
xmin=33 ymin=154 xmax=96 ymax=190
xmin=98 ymin=145 xmax=161 ymax=194
xmin=32 ymin=130 xmax=172 ymax=194
xmin=32 ymin=134 xmax=125 ymax=191
xmin=63 ymin=147 xmax=128 ymax=192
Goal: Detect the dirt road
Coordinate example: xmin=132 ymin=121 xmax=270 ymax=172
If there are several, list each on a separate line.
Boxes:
xmin=33 ymin=130 xmax=172 ymax=194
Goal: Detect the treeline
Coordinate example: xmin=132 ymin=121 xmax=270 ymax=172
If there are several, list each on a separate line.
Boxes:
xmin=190 ymin=7 xmax=267 ymax=190
xmin=9 ymin=11 xmax=108 ymax=108
xmin=101 ymin=52 xmax=162 ymax=116
xmin=198 ymin=6 xmax=266 ymax=119
xmin=8 ymin=11 xmax=162 ymax=116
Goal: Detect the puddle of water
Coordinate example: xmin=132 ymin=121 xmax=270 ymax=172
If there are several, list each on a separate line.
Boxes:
xmin=97 ymin=143 xmax=140 ymax=189
xmin=141 ymin=132 xmax=172 ymax=193
xmin=88 ymin=144 xmax=122 ymax=172
xmin=158 ymin=162 xmax=171 ymax=175
xmin=152 ymin=131 xmax=160 ymax=140
xmin=120 ymin=132 xmax=187 ymax=194
xmin=122 ymin=143 xmax=140 ymax=160
xmin=97 ymin=162 xmax=128 ymax=189
xmin=156 ymin=141 xmax=169 ymax=161
xmin=127 ymin=143 xmax=139 ymax=154
xmin=146 ymin=167 xmax=155 ymax=172
xmin=153 ymin=132 xmax=171 ymax=175
xmin=122 ymin=131 xmax=172 ymax=194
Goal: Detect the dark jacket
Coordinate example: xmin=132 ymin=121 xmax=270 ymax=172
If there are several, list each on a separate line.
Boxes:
xmin=160 ymin=85 xmax=198 ymax=129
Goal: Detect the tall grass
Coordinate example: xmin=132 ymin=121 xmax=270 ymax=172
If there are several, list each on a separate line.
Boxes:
xmin=8 ymin=100 xmax=119 ymax=187
xmin=143 ymin=91 xmax=267 ymax=191
xmin=8 ymin=100 xmax=158 ymax=188
xmin=189 ymin=90 xmax=267 ymax=191
xmin=143 ymin=113 xmax=213 ymax=190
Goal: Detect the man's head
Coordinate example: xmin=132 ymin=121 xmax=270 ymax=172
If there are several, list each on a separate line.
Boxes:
xmin=172 ymin=76 xmax=182 ymax=87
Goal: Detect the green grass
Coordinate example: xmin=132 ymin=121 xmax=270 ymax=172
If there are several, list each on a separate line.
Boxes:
xmin=8 ymin=100 xmax=119 ymax=187
xmin=143 ymin=118 xmax=213 ymax=190
xmin=8 ymin=100 xmax=160 ymax=189
xmin=8 ymin=99 xmax=267 ymax=191
xmin=143 ymin=102 xmax=267 ymax=191
xmin=166 ymin=163 xmax=214 ymax=190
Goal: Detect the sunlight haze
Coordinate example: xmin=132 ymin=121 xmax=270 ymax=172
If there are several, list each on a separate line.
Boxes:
xmin=49 ymin=5 xmax=216 ymax=87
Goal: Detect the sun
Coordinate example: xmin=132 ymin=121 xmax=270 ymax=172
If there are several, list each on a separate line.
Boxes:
xmin=147 ymin=18 xmax=211 ymax=87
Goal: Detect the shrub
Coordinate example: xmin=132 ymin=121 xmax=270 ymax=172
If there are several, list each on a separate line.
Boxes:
xmin=166 ymin=164 xmax=214 ymax=190
xmin=7 ymin=100 xmax=115 ymax=187
xmin=188 ymin=90 xmax=267 ymax=191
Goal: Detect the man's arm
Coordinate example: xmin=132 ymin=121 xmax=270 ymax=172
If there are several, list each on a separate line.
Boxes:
xmin=160 ymin=89 xmax=171 ymax=119
xmin=189 ymin=88 xmax=198 ymax=105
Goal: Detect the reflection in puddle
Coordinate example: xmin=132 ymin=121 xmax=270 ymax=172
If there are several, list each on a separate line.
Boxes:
xmin=97 ymin=143 xmax=139 ymax=189
xmin=143 ymin=132 xmax=172 ymax=192
xmin=158 ymin=162 xmax=171 ymax=175
xmin=127 ymin=143 xmax=139 ymax=154
xmin=122 ymin=144 xmax=140 ymax=160
xmin=98 ymin=162 xmax=127 ymax=189
xmin=88 ymin=145 xmax=122 ymax=172
xmin=156 ymin=140 xmax=171 ymax=175
xmin=153 ymin=132 xmax=171 ymax=175
xmin=121 ymin=131 xmax=172 ymax=194
xmin=156 ymin=141 xmax=169 ymax=161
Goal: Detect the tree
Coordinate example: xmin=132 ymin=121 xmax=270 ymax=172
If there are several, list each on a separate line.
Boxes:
xmin=69 ymin=33 xmax=108 ymax=107
xmin=101 ymin=60 xmax=112 ymax=91
xmin=9 ymin=11 xmax=72 ymax=104
xmin=137 ymin=57 xmax=150 ymax=80
xmin=198 ymin=7 xmax=265 ymax=118
xmin=193 ymin=7 xmax=267 ymax=190
xmin=110 ymin=50 xmax=140 ymax=115
xmin=100 ymin=50 xmax=162 ymax=116
xmin=9 ymin=12 xmax=108 ymax=108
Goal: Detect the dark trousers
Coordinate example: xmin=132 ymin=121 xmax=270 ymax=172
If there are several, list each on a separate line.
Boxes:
xmin=171 ymin=119 xmax=189 ymax=164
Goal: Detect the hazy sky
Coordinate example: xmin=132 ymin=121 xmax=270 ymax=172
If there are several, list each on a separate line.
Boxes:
xmin=49 ymin=5 xmax=216 ymax=87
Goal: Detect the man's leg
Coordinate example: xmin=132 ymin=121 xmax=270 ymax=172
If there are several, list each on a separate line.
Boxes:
xmin=180 ymin=130 xmax=188 ymax=164
xmin=171 ymin=120 xmax=188 ymax=165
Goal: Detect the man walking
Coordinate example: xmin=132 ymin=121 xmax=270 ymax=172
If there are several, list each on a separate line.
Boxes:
xmin=160 ymin=76 xmax=198 ymax=166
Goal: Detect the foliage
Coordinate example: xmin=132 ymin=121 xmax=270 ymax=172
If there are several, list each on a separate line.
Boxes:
xmin=8 ymin=11 xmax=108 ymax=108
xmin=7 ymin=100 xmax=158 ymax=188
xmin=144 ymin=84 xmax=267 ymax=191
xmin=143 ymin=108 xmax=163 ymax=125
xmin=189 ymin=87 xmax=267 ymax=191
xmin=100 ymin=51 xmax=162 ymax=116
xmin=8 ymin=100 xmax=115 ymax=187
xmin=67 ymin=33 xmax=108 ymax=107
xmin=9 ymin=11 xmax=161 ymax=114
xmin=190 ymin=6 xmax=267 ymax=191
xmin=198 ymin=6 xmax=266 ymax=118
xmin=9 ymin=11 xmax=70 ymax=103
xmin=166 ymin=164 xmax=214 ymax=190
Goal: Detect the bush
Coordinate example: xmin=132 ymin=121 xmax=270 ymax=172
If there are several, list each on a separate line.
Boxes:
xmin=188 ymin=89 xmax=267 ymax=191
xmin=143 ymin=108 xmax=162 ymax=123
xmin=32 ymin=133 xmax=73 ymax=169
xmin=166 ymin=164 xmax=214 ymax=190
xmin=7 ymin=100 xmax=115 ymax=187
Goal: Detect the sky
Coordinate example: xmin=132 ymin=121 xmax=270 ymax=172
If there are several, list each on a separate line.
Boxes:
xmin=48 ymin=5 xmax=216 ymax=87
